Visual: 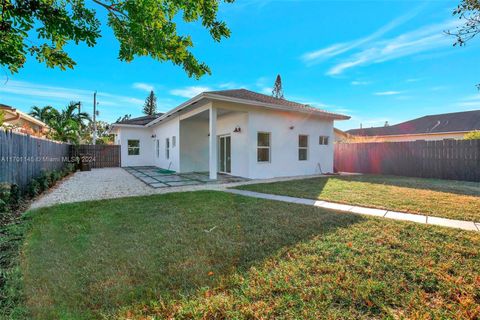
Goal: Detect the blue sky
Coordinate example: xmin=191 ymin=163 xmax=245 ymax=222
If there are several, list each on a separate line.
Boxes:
xmin=1 ymin=0 xmax=479 ymax=130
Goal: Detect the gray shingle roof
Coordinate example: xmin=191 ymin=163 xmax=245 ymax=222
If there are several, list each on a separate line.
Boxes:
xmin=346 ymin=110 xmax=480 ymax=136
xmin=116 ymin=113 xmax=164 ymax=125
xmin=206 ymin=89 xmax=349 ymax=119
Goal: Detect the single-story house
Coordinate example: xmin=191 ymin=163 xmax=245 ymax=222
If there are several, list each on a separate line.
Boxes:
xmin=110 ymin=89 xmax=349 ymax=180
xmin=346 ymin=110 xmax=480 ymax=142
xmin=0 ymin=104 xmax=49 ymax=137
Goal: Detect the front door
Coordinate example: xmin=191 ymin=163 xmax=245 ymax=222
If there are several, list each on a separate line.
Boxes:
xmin=219 ymin=135 xmax=231 ymax=174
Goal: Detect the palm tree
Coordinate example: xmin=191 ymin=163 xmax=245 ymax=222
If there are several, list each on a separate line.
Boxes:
xmin=32 ymin=102 xmax=91 ymax=144
xmin=29 ymin=106 xmax=59 ymax=123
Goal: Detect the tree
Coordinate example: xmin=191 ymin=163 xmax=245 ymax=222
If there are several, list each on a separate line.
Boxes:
xmin=464 ymin=130 xmax=480 ymax=140
xmin=116 ymin=114 xmax=131 ymax=123
xmin=143 ymin=91 xmax=157 ymax=116
xmin=29 ymin=106 xmax=59 ymax=123
xmin=272 ymin=74 xmax=284 ymax=99
xmin=30 ymin=102 xmax=91 ymax=143
xmin=0 ymin=0 xmax=234 ymax=79
xmin=449 ymin=0 xmax=480 ymax=88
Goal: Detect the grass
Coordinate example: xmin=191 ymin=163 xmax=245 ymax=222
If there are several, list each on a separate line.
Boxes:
xmin=236 ymin=174 xmax=480 ymax=222
xmin=7 ymin=191 xmax=480 ymax=319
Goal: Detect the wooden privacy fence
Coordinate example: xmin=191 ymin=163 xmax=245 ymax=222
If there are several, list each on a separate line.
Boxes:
xmin=335 ymin=140 xmax=480 ymax=182
xmin=1 ymin=129 xmax=121 ymax=188
xmin=70 ymin=144 xmax=121 ymax=168
xmin=0 ymin=129 xmax=70 ymax=189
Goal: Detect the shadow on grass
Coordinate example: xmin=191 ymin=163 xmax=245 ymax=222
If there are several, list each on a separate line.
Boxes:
xmin=21 ymin=190 xmax=365 ymax=319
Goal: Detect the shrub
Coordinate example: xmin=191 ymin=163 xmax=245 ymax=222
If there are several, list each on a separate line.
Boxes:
xmin=8 ymin=184 xmax=21 ymax=210
xmin=27 ymin=179 xmax=40 ymax=198
xmin=0 ymin=184 xmax=9 ymax=213
xmin=37 ymin=172 xmax=50 ymax=192
xmin=464 ymin=130 xmax=480 ymax=140
xmin=49 ymin=171 xmax=62 ymax=187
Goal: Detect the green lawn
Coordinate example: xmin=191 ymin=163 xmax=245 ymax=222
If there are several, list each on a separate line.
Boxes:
xmin=236 ymin=175 xmax=480 ymax=222
xmin=7 ymin=191 xmax=480 ymax=319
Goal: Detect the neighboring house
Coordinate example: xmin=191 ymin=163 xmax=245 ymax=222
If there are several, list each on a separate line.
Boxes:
xmin=0 ymin=104 xmax=49 ymax=137
xmin=110 ymin=89 xmax=349 ymax=179
xmin=334 ymin=128 xmax=350 ymax=143
xmin=346 ymin=110 xmax=480 ymax=142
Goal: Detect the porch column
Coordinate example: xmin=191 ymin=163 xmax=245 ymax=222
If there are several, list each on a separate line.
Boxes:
xmin=209 ymin=106 xmax=218 ymax=180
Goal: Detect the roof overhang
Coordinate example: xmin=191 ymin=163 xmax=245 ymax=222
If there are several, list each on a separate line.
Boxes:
xmin=145 ymin=92 xmax=350 ymax=127
xmin=0 ymin=105 xmax=49 ymax=128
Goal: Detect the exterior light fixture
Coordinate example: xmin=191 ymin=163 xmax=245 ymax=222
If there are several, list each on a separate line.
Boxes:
xmin=233 ymin=126 xmax=241 ymax=133
xmin=151 ymin=134 xmax=156 ymax=138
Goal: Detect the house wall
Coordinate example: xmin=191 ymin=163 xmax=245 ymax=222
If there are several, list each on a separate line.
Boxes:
xmin=118 ymin=127 xmax=155 ymax=167
xmin=152 ymin=117 xmax=180 ymax=172
xmin=247 ymin=109 xmax=334 ymax=179
xmin=179 ymin=118 xmax=209 ymax=172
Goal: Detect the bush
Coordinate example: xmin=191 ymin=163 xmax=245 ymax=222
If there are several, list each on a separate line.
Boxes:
xmin=37 ymin=172 xmax=50 ymax=193
xmin=27 ymin=179 xmax=40 ymax=198
xmin=0 ymin=184 xmax=9 ymax=213
xmin=464 ymin=130 xmax=480 ymax=140
xmin=8 ymin=184 xmax=21 ymax=210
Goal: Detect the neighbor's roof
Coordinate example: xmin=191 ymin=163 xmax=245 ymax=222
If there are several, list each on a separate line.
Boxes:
xmin=346 ymin=110 xmax=480 ymax=137
xmin=115 ymin=113 xmax=164 ymax=126
xmin=0 ymin=103 xmax=49 ymax=128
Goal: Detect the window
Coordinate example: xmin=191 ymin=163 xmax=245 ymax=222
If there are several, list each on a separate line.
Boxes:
xmin=319 ymin=136 xmax=329 ymax=145
xmin=172 ymin=136 xmax=176 ymax=147
xmin=156 ymin=139 xmax=160 ymax=158
xmin=299 ymin=135 xmax=308 ymax=161
xmin=165 ymin=138 xmax=170 ymax=159
xmin=257 ymin=132 xmax=271 ymax=162
xmin=127 ymin=140 xmax=140 ymax=155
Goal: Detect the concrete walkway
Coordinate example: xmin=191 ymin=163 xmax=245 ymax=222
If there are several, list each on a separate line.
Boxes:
xmin=226 ymin=189 xmax=480 ymax=232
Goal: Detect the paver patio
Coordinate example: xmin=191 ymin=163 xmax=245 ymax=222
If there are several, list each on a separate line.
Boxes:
xmin=124 ymin=166 xmax=248 ymax=188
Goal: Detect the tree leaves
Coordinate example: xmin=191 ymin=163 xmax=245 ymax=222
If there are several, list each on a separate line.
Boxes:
xmin=0 ymin=0 xmax=233 ymax=78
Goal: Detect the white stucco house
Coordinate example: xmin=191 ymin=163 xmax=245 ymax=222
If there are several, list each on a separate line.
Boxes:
xmin=109 ymin=89 xmax=350 ymax=180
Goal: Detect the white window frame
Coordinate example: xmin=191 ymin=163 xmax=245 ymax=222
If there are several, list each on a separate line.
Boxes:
xmin=298 ymin=134 xmax=308 ymax=161
xmin=257 ymin=131 xmax=271 ymax=163
xmin=165 ymin=138 xmax=170 ymax=159
xmin=127 ymin=140 xmax=140 ymax=156
xmin=319 ymin=136 xmax=329 ymax=145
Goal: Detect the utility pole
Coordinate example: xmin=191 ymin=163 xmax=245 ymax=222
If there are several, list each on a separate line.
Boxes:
xmin=93 ymin=91 xmax=97 ymax=145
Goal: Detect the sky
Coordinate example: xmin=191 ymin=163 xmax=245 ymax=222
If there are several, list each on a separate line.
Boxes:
xmin=0 ymin=0 xmax=479 ymax=130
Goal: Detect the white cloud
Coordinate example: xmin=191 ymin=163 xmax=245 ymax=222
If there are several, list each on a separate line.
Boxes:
xmin=406 ymin=78 xmax=422 ymax=83
xmin=133 ymin=82 xmax=154 ymax=92
xmin=301 ymin=6 xmax=425 ymax=64
xmin=169 ymin=86 xmax=211 ymax=98
xmin=326 ymin=19 xmax=462 ymax=76
xmin=0 ymin=80 xmax=149 ymax=110
xmin=454 ymin=94 xmax=480 ymax=109
xmin=374 ymin=91 xmax=402 ymax=96
xmin=351 ymin=80 xmax=371 ymax=86
xmin=260 ymin=87 xmax=272 ymax=95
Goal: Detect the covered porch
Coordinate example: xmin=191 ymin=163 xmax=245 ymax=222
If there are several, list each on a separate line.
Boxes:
xmin=178 ymin=104 xmax=248 ymax=180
